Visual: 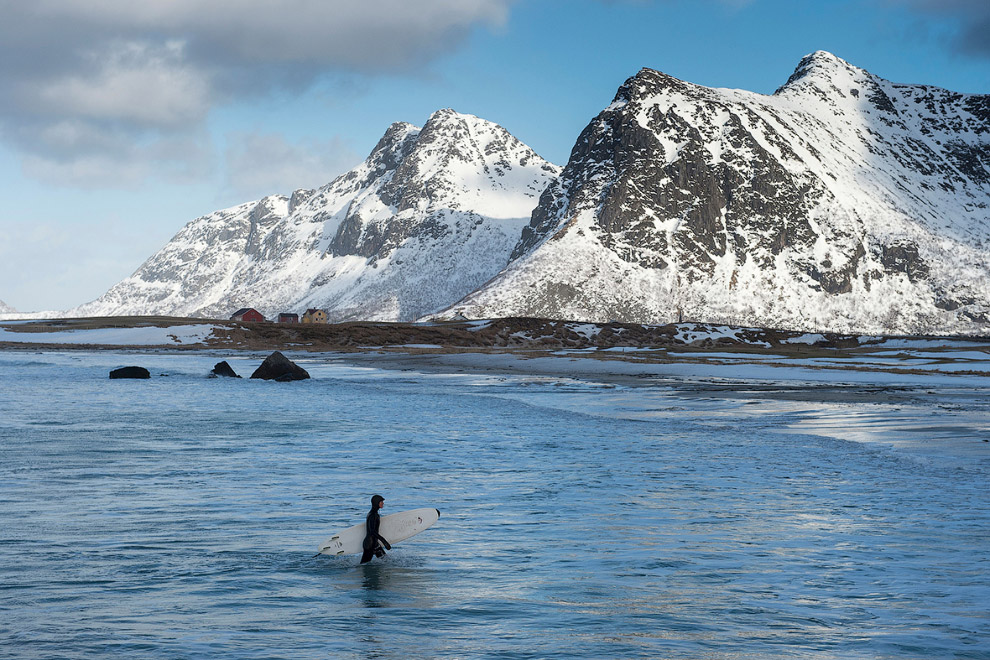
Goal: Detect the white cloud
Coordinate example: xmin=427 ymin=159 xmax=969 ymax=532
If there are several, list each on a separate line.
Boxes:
xmin=19 ymin=123 xmax=213 ymax=189
xmin=0 ymin=0 xmax=516 ymax=188
xmin=224 ymin=132 xmax=361 ymax=199
xmin=883 ymin=0 xmax=990 ymax=55
xmin=33 ymin=41 xmax=212 ymax=128
xmin=22 ymin=153 xmax=150 ymax=189
xmin=18 ymin=1 xmax=513 ymax=70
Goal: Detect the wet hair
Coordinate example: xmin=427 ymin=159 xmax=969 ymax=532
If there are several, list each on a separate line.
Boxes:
xmin=371 ymin=494 xmax=384 ymax=507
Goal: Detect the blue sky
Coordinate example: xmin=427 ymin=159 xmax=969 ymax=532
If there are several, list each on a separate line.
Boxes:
xmin=1 ymin=0 xmax=988 ymax=312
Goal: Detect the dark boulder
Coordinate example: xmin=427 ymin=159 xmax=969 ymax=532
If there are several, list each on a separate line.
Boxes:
xmin=210 ymin=361 xmax=241 ymax=378
xmin=109 ymin=366 xmax=150 ymax=379
xmin=250 ymin=351 xmax=310 ymax=381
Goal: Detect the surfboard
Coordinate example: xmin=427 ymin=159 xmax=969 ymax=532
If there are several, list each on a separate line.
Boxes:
xmin=317 ymin=507 xmax=440 ymax=556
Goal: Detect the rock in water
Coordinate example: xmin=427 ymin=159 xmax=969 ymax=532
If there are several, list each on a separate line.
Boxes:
xmin=250 ymin=351 xmax=310 ymax=381
xmin=210 ymin=361 xmax=241 ymax=378
xmin=109 ymin=366 xmax=150 ymax=379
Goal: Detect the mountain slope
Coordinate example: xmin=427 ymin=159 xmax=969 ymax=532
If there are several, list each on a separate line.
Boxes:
xmin=0 ymin=300 xmax=16 ymax=314
xmin=72 ymin=110 xmax=559 ymax=321
xmin=446 ymin=52 xmax=990 ymax=335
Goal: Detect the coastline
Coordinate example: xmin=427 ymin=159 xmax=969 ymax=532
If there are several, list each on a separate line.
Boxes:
xmin=2 ymin=318 xmax=988 ymax=464
xmin=3 ymin=314 xmax=989 ymax=391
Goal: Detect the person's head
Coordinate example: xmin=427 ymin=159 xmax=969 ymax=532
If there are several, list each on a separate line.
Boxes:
xmin=371 ymin=494 xmax=385 ymax=510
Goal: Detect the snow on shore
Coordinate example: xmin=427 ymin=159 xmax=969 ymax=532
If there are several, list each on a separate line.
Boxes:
xmin=0 ymin=324 xmax=218 ymax=346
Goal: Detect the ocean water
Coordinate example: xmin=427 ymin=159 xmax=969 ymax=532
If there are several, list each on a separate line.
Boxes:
xmin=1 ymin=350 xmax=988 ymax=659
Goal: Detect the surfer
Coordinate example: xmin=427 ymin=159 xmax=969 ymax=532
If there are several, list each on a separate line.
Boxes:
xmin=360 ymin=494 xmax=392 ymax=563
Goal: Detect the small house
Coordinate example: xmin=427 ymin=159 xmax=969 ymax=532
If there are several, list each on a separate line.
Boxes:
xmin=230 ymin=307 xmax=265 ymax=323
xmin=302 ymin=308 xmax=328 ymax=324
xmin=278 ymin=313 xmax=299 ymax=324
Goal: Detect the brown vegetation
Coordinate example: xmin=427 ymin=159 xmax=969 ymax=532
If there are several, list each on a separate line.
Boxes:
xmin=0 ymin=315 xmax=895 ymax=355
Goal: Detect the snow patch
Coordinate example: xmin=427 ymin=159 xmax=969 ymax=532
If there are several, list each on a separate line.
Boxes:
xmin=0 ymin=325 xmax=218 ymax=346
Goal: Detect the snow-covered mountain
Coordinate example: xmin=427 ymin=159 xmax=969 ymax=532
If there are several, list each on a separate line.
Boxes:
xmin=0 ymin=300 xmax=16 ymax=314
xmin=446 ymin=52 xmax=990 ymax=335
xmin=71 ymin=52 xmax=989 ymax=335
xmin=72 ymin=110 xmax=559 ymax=321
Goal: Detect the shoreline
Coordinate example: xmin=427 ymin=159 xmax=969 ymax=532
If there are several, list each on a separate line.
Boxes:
xmin=3 ymin=329 xmax=988 ymax=451
xmin=3 ymin=315 xmax=990 ymax=401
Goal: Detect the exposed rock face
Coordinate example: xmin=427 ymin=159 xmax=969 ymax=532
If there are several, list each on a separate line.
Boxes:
xmin=72 ymin=110 xmax=558 ymax=323
xmin=250 ymin=351 xmax=310 ymax=381
xmin=109 ymin=366 xmax=150 ymax=379
xmin=450 ymin=52 xmax=990 ymax=335
xmin=210 ymin=361 xmax=241 ymax=378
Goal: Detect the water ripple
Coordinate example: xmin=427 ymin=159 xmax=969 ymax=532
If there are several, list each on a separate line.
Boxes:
xmin=1 ymin=351 xmax=988 ymax=659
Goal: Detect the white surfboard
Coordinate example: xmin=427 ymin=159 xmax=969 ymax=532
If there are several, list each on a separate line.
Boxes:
xmin=318 ymin=507 xmax=440 ymax=556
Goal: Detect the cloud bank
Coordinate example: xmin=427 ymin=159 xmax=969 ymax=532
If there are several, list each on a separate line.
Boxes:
xmin=894 ymin=0 xmax=990 ymax=56
xmin=1 ymin=0 xmax=985 ymax=191
xmin=0 ymin=0 xmax=515 ymax=187
xmin=224 ymin=132 xmax=361 ymax=201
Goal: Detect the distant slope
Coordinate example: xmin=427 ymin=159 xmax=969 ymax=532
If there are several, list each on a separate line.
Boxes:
xmin=445 ymin=52 xmax=990 ymax=335
xmin=72 ymin=110 xmax=559 ymax=321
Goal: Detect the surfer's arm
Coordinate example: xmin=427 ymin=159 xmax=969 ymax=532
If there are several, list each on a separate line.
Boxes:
xmin=375 ymin=534 xmax=391 ymax=550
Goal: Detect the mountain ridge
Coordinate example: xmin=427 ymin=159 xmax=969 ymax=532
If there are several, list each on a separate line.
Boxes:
xmin=43 ymin=51 xmax=990 ymax=336
xmin=70 ymin=109 xmax=559 ymax=321
xmin=444 ymin=51 xmax=990 ymax=335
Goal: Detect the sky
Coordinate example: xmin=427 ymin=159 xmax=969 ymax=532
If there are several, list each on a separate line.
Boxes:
xmin=0 ymin=0 xmax=988 ymax=312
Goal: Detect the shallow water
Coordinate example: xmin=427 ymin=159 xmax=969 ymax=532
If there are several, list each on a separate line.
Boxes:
xmin=1 ymin=351 xmax=988 ymax=659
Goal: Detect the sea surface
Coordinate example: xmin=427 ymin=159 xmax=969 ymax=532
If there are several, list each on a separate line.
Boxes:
xmin=1 ymin=350 xmax=988 ymax=659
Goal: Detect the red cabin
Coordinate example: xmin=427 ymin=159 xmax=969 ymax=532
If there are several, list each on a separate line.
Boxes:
xmin=230 ymin=307 xmax=265 ymax=323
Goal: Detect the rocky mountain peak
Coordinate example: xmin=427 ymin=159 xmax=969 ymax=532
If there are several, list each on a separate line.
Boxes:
xmin=331 ymin=108 xmax=558 ymax=260
xmin=408 ymin=108 xmax=542 ymax=177
xmin=423 ymin=107 xmax=468 ymax=128
xmin=450 ymin=52 xmax=990 ymax=335
xmin=784 ymin=50 xmax=851 ymax=81
xmin=368 ymin=121 xmax=420 ymax=171
xmin=774 ymin=50 xmax=900 ymax=114
xmin=72 ymin=109 xmax=559 ymax=323
xmin=621 ymin=67 xmax=695 ymax=101
xmin=394 ymin=109 xmax=496 ymax=181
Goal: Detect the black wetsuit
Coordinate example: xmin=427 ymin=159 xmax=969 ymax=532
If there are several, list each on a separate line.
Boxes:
xmin=360 ymin=507 xmax=390 ymax=563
